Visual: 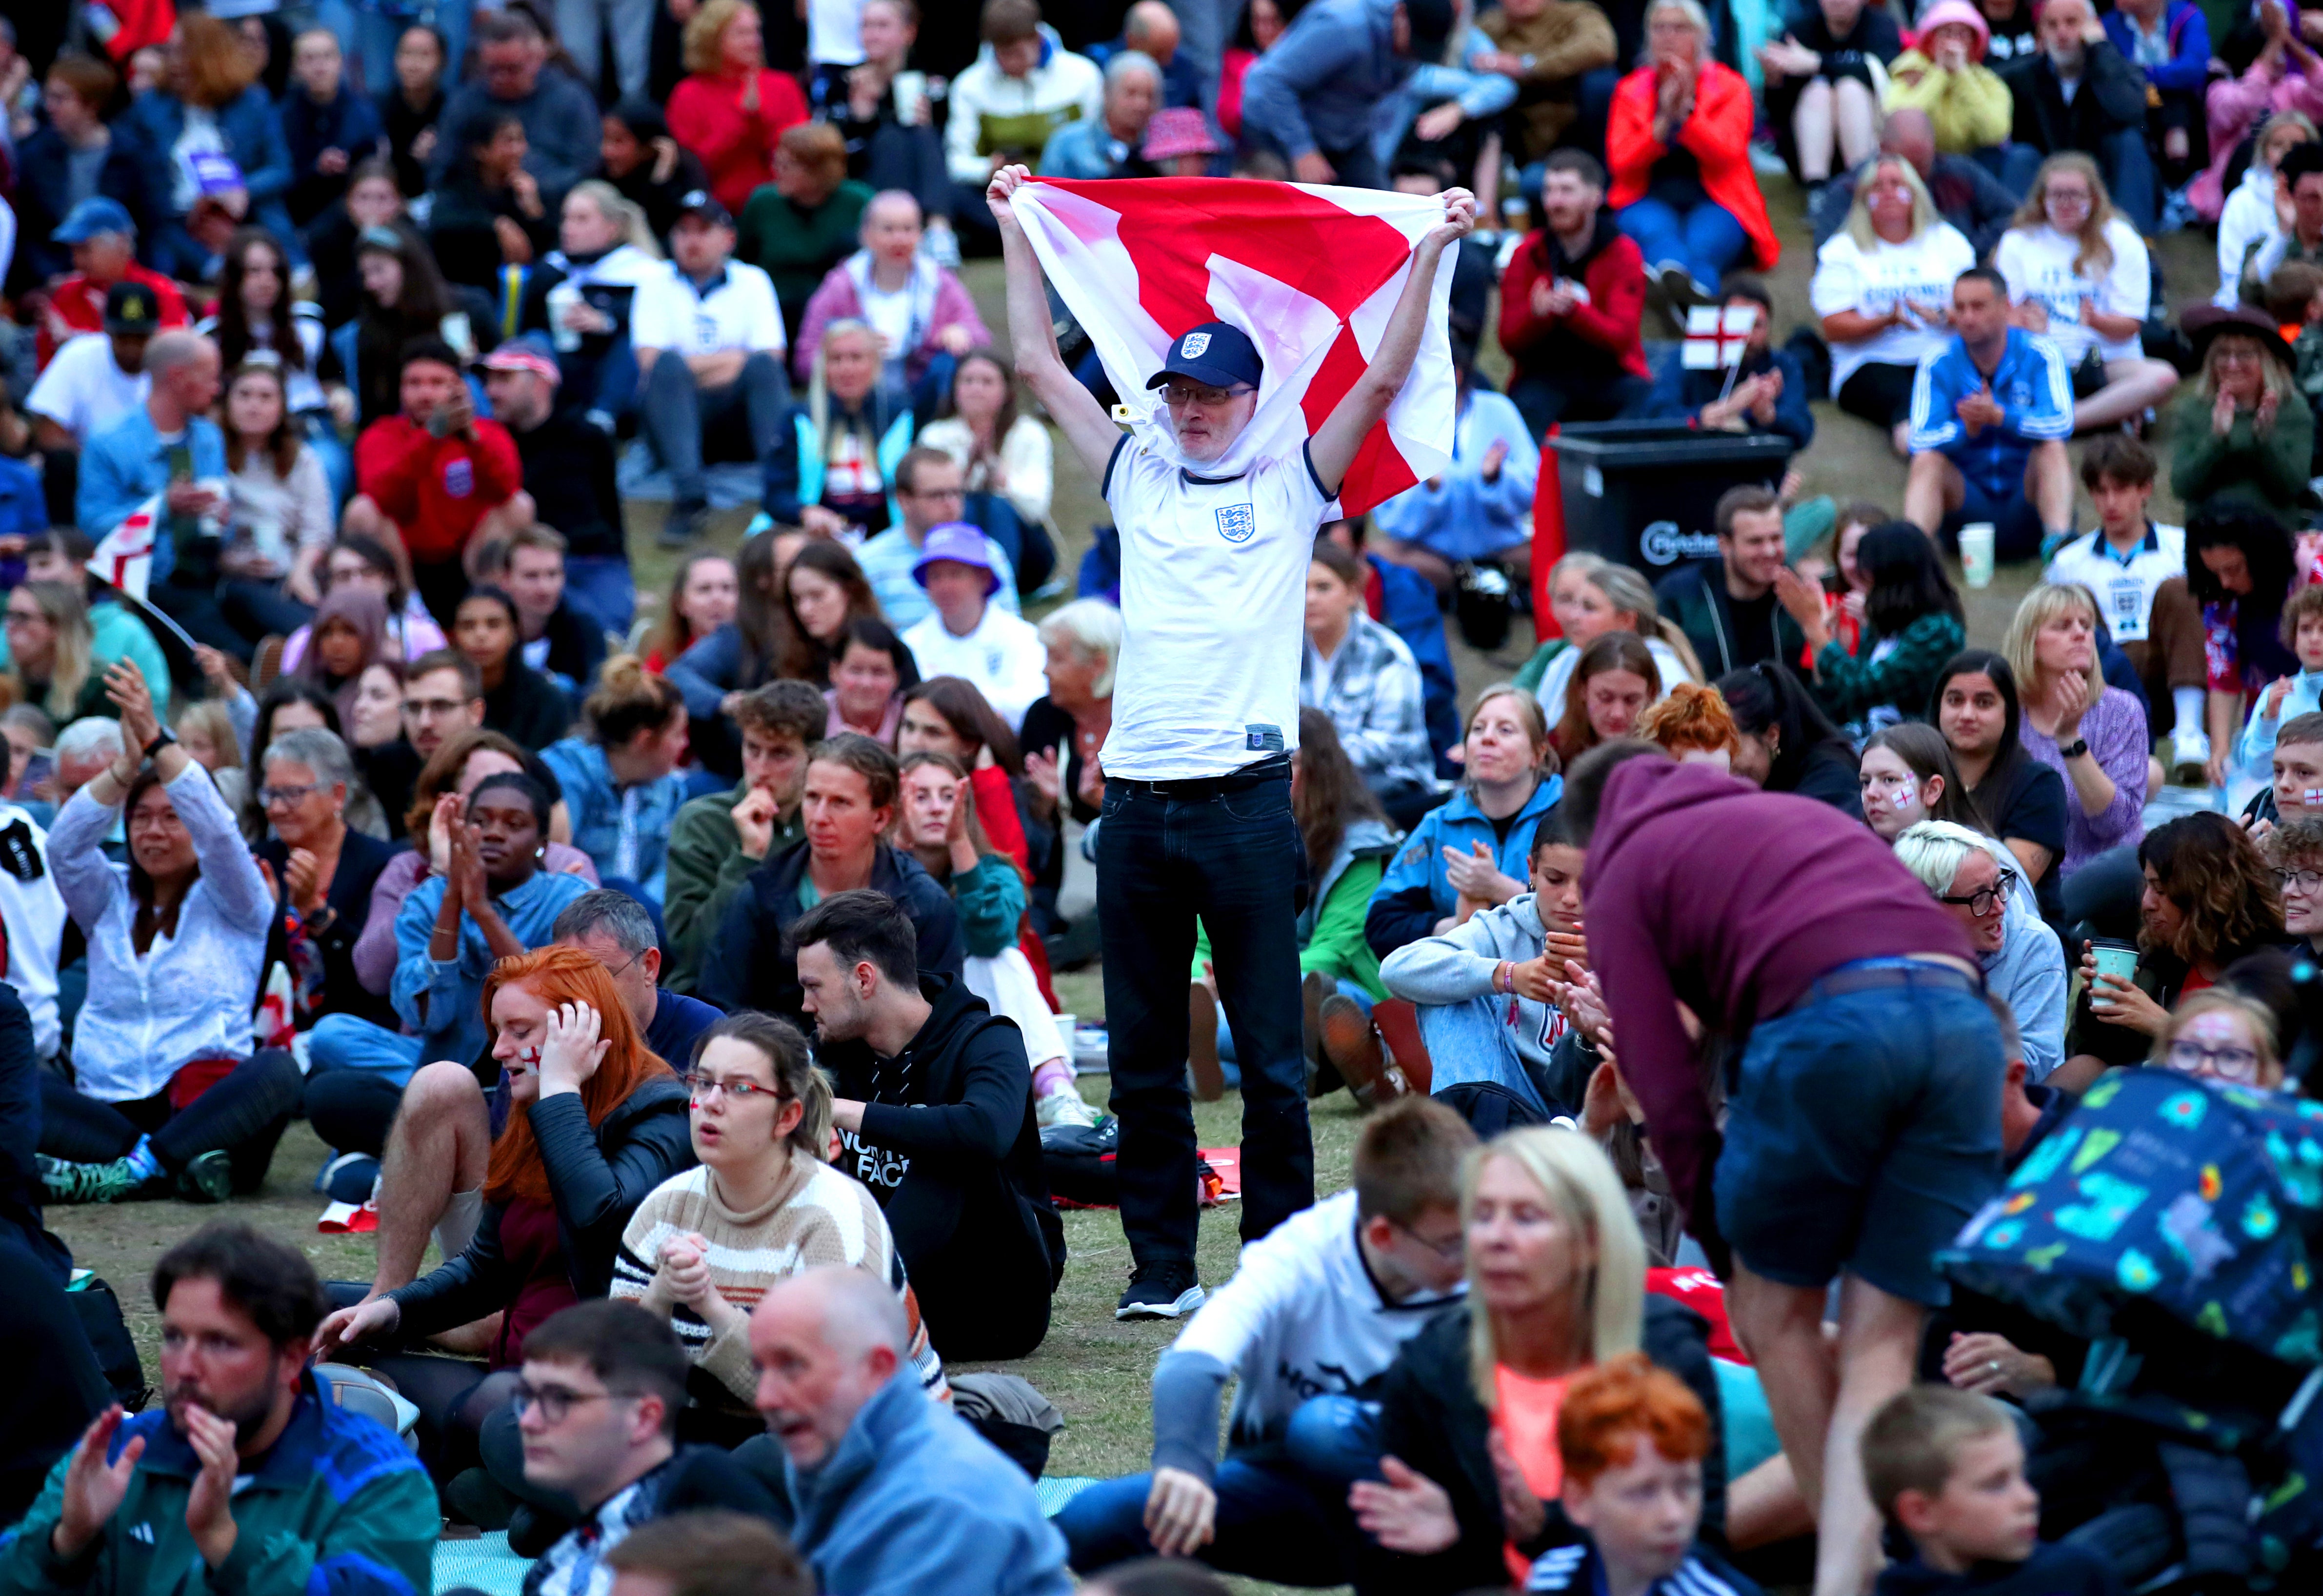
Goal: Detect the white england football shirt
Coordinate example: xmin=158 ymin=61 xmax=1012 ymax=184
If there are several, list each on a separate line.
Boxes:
xmin=1101 ymin=434 xmax=1331 ymax=780
xmin=2042 ymin=521 xmax=2186 ymax=643
xmin=1810 ymin=223 xmax=1977 ymax=393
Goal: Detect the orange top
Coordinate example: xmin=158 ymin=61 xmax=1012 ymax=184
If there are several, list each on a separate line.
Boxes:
xmin=1494 ymin=1364 xmax=1577 ymax=1582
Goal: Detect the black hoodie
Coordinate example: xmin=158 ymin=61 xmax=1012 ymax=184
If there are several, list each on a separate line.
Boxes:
xmin=698 ymin=843 xmax=964 ymax=1023
xmin=1874 ymin=1542 xmax=2124 ymax=1596
xmin=821 ymin=975 xmax=1064 ymax=1358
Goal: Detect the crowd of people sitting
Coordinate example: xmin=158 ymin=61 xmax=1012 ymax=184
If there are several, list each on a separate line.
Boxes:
xmin=2 ymin=0 xmax=2323 ymax=1594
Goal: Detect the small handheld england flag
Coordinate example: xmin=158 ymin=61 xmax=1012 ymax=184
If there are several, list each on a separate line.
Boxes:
xmin=1681 ymin=303 xmax=1759 ymax=371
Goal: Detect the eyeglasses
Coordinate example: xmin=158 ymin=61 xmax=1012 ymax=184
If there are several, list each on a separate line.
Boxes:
xmin=1393 ymin=1219 xmax=1466 ymax=1263
xmin=681 ymin=1071 xmax=783 ymax=1102
xmin=510 ymin=1381 xmax=622 ymax=1424
xmin=404 ymin=697 xmax=467 ymax=718
xmin=1938 ymin=868 xmax=2020 ymax=918
xmin=2 ymin=608 xmax=43 ymax=627
xmin=2276 ymin=867 xmax=2323 ymax=893
xmin=258 ymin=782 xmax=321 ymax=807
xmin=1161 ymin=381 xmax=1254 ymax=406
xmin=2166 ymin=1039 xmax=2262 ymax=1081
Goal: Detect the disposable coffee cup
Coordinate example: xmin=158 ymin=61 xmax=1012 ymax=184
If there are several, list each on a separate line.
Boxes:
xmin=2088 ymin=938 xmax=2138 ymax=1008
xmin=1958 ymin=522 xmax=1996 ymax=589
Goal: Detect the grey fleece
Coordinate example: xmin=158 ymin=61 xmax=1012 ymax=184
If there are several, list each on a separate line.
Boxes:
xmin=1380 ymin=891 xmax=1576 ymax=1087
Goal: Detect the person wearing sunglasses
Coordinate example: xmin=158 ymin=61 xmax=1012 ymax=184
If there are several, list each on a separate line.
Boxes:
xmin=1893 ymin=819 xmax=2068 ymax=1082
xmin=609 ymin=1010 xmax=946 ymax=1448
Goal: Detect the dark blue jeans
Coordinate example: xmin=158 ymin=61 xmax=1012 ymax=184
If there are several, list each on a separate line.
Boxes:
xmin=1056 ymin=1397 xmax=1380 ymax=1585
xmin=1098 ymin=762 xmax=1313 ymax=1266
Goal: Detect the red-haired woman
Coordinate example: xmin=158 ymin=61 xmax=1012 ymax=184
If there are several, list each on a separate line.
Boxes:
xmin=312 ymin=945 xmax=690 ymax=1466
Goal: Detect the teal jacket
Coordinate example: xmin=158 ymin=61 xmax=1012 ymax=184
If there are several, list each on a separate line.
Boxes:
xmin=951 ymin=852 xmax=1028 ymax=959
xmin=0 ymin=1374 xmax=438 ymax=1596
xmin=1364 ymin=778 xmax=1563 ymax=958
xmin=761 ymin=400 xmax=915 ymax=529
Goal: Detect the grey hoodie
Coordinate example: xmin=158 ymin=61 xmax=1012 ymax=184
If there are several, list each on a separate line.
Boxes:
xmin=1380 ymin=891 xmax=1576 ymax=1095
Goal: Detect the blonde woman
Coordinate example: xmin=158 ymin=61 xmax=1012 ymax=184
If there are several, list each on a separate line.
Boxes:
xmin=1348 ymin=1129 xmax=1728 ymax=1592
xmin=2170 ymin=305 xmax=2313 ymax=525
xmin=666 ymin=0 xmax=810 ymax=217
xmin=2003 ymin=581 xmax=2147 ymax=878
xmin=522 ymin=179 xmax=664 ymax=425
xmin=1514 ymin=552 xmax=1701 ymax=714
xmin=767 ymin=319 xmax=917 ymax=539
xmin=2 ymin=582 xmax=109 ymax=724
xmin=120 ymin=13 xmax=297 ymax=278
xmin=1810 ymin=153 xmax=1975 ymax=453
xmin=1994 ymin=155 xmax=2178 ymax=434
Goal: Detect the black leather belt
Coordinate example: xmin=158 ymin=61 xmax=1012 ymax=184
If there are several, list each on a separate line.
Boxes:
xmin=1107 ymin=755 xmax=1291 ymax=801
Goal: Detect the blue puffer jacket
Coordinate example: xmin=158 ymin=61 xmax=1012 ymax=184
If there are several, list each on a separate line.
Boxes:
xmin=1364 ymin=775 xmax=1563 ymax=958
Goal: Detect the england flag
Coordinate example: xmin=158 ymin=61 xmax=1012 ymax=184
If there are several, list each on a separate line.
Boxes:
xmin=1006 ymin=177 xmax=1461 ymax=518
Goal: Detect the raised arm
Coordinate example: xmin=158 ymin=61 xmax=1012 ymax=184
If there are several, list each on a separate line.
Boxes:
xmin=985 ymin=165 xmax=1124 ymax=481
xmin=1309 ymin=191 xmax=1477 ymax=498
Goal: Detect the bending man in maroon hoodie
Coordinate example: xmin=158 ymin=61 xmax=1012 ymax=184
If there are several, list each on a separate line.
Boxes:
xmin=1497 ymin=149 xmax=1650 ymax=439
xmin=1562 ymin=739 xmax=2002 ymax=1596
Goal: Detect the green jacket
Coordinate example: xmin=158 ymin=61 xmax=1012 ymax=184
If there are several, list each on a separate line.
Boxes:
xmin=2169 ymin=386 xmax=2316 ymax=525
xmin=950 ymin=852 xmax=1028 ymax=959
xmin=0 ymin=1376 xmax=438 ymax=1596
xmin=735 ymin=180 xmax=875 ymax=319
xmin=1810 ymin=610 xmax=1965 ymax=727
xmin=661 ymin=781 xmax=804 ymax=995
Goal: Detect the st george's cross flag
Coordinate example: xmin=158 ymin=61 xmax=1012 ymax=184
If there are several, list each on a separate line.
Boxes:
xmin=87 ymin=497 xmax=160 ymax=601
xmin=1006 ymin=178 xmax=1460 ymax=518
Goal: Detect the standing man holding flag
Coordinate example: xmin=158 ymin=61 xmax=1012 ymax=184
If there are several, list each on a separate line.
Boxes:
xmin=987 ymin=164 xmax=1474 ymax=1318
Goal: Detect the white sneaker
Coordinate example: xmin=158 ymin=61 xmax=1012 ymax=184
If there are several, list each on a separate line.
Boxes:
xmin=1037 ymin=1084 xmax=1099 ymax=1129
xmin=2171 ymin=727 xmax=2212 ymax=783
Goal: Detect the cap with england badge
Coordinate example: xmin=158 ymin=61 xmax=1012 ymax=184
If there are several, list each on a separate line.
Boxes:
xmin=1146 ymin=321 xmax=1263 ymax=393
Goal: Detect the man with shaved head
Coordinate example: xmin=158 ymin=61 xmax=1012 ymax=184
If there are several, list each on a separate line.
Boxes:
xmin=80 ymin=327 xmax=303 ymax=656
xmin=748 ymin=1268 xmax=1072 ymax=1596
xmin=1807 ymin=105 xmax=2021 ymax=257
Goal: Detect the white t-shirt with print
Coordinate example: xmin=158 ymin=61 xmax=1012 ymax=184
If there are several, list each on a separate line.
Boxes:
xmin=1810 ymin=222 xmax=1978 ymax=393
xmin=1101 ymin=435 xmax=1331 ymax=779
xmin=629 ymin=260 xmax=787 ymax=357
xmin=1994 ymin=218 xmax=2149 ymax=366
xmin=26 ymin=332 xmax=148 ymax=444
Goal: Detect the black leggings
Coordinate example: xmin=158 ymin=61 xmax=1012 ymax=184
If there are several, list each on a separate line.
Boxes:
xmin=38 ymin=1051 xmax=301 ymax=1194
xmin=352 ymin=1352 xmax=517 ymax=1483
xmin=303 ymin=1067 xmax=407 ymax=1159
xmin=1837 ymin=361 xmax=1921 ymax=431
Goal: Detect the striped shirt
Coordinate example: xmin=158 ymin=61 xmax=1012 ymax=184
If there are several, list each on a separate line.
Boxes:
xmin=612 ymin=1151 xmax=947 ymax=1411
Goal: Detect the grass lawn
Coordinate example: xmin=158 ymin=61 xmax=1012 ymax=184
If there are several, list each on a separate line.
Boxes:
xmin=40 ymin=176 xmax=2236 ymax=1594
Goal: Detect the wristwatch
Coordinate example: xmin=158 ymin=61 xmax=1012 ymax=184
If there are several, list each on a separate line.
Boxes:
xmin=2058 ymin=738 xmax=2089 ymax=759
xmin=142 ymin=727 xmax=178 ymax=760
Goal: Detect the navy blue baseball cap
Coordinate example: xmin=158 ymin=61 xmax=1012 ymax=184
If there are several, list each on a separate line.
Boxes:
xmin=56 ymin=196 xmax=135 ymax=243
xmin=1147 ymin=321 xmax=1262 ymax=392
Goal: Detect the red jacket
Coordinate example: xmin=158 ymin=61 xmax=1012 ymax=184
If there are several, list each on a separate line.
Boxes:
xmin=355 ymin=416 xmax=523 ymax=564
xmin=668 ymin=69 xmax=811 ymax=218
xmin=1606 ymin=61 xmax=1779 ymax=273
xmin=39 ymin=265 xmax=189 ymax=368
xmin=1498 ymin=210 xmax=1649 ymax=383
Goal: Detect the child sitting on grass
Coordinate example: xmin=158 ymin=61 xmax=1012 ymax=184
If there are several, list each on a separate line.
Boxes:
xmin=1863 ymin=1386 xmax=2123 ymax=1596
xmin=1523 ymin=1352 xmax=1761 ymax=1596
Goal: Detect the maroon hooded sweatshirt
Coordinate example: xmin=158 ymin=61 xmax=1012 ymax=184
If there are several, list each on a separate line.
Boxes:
xmin=1579 ymin=758 xmax=1976 ymax=1232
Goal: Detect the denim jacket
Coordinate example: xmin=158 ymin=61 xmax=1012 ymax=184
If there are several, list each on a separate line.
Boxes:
xmin=539 ymin=738 xmax=690 ymax=902
xmin=392 ymin=869 xmax=597 ymax=1066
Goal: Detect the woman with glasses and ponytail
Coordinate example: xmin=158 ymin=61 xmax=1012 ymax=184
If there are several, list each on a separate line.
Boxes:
xmin=610 ymin=1011 xmax=948 ymax=1445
